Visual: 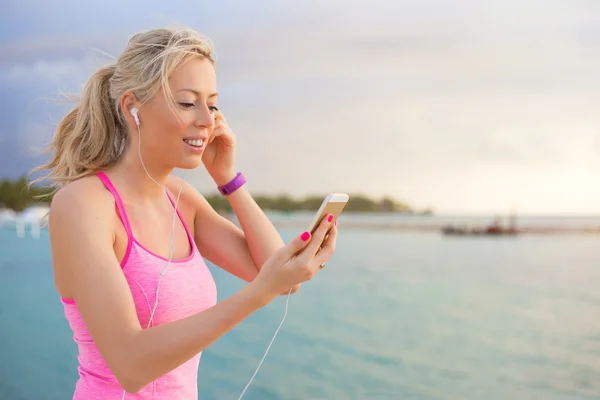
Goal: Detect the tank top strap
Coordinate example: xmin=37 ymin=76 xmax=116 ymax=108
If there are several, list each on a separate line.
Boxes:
xmin=165 ymin=189 xmax=194 ymax=242
xmin=96 ymin=171 xmax=133 ymax=238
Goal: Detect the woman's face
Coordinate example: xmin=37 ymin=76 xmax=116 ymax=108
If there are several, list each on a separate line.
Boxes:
xmin=132 ymin=56 xmax=219 ymax=171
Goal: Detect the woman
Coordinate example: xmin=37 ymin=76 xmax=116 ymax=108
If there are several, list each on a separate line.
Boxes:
xmin=38 ymin=27 xmax=338 ymax=399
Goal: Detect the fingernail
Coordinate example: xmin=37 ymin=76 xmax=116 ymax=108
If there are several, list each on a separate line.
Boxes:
xmin=327 ymin=214 xmax=333 ymax=223
xmin=301 ymin=231 xmax=311 ymax=241
xmin=335 ymin=220 xmax=337 ymax=226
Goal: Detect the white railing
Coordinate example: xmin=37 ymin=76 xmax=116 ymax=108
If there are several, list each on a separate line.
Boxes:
xmin=2 ymin=217 xmax=46 ymax=239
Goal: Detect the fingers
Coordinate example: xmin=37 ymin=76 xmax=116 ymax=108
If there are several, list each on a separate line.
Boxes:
xmin=278 ymin=230 xmax=313 ymax=261
xmin=214 ymin=112 xmax=231 ymax=133
xmin=313 ymin=223 xmax=338 ymax=268
xmin=302 ymin=214 xmax=334 ymax=260
xmin=208 ymin=123 xmax=222 ymax=144
xmin=276 ymin=215 xmax=336 ymax=282
xmin=213 ymin=109 xmax=225 ymax=122
xmin=214 ymin=116 xmax=224 ymax=130
xmin=211 ymin=118 xmax=236 ymax=145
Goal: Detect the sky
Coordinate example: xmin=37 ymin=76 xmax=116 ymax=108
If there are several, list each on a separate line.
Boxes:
xmin=1 ymin=0 xmax=600 ymax=215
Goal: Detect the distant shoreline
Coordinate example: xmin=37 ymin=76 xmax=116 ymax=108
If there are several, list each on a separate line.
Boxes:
xmin=4 ymin=205 xmax=600 ymax=236
xmin=220 ymin=212 xmax=600 ymax=236
xmin=265 ymin=220 xmax=600 ymax=235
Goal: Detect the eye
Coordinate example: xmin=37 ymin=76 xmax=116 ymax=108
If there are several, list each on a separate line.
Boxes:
xmin=209 ymin=106 xmax=219 ymax=113
xmin=178 ymin=102 xmax=195 ymax=108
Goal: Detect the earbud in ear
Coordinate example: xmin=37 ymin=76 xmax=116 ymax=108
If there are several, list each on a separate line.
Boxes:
xmin=130 ymin=107 xmax=140 ymax=126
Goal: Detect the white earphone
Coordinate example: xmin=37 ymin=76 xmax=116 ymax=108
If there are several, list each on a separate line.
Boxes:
xmin=130 ymin=107 xmax=140 ymax=126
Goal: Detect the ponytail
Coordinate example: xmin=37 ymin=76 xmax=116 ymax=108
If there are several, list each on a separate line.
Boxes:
xmin=31 ymin=64 xmax=127 ymax=193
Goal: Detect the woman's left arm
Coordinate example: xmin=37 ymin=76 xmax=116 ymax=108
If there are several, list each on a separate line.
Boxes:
xmin=218 ymin=180 xmax=285 ymax=268
xmin=168 ymin=176 xmax=283 ymax=284
xmin=185 ymin=110 xmax=289 ymax=287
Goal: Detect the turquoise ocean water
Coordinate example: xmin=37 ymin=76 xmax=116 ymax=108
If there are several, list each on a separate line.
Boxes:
xmin=2 ymin=220 xmax=600 ymax=399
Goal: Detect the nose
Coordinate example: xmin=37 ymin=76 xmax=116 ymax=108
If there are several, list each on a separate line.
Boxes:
xmin=194 ymin=105 xmax=215 ymax=129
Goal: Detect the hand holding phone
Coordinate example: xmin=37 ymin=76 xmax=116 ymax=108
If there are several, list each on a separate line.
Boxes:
xmin=307 ymin=193 xmax=348 ymax=267
xmin=265 ymin=193 xmax=348 ymax=296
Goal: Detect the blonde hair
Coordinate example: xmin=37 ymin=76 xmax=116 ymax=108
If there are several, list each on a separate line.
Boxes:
xmin=31 ymin=27 xmax=215 ymax=194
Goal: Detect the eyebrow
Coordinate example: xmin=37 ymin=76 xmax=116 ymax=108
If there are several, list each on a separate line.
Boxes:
xmin=176 ymin=88 xmax=218 ymax=98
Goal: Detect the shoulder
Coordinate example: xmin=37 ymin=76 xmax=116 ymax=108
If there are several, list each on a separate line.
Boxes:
xmin=165 ymin=174 xmax=210 ymax=209
xmin=50 ymin=174 xmax=114 ymax=213
xmin=49 ymin=174 xmax=116 ymax=235
xmin=164 ymin=174 xmax=222 ymax=225
xmin=166 ymin=174 xmax=197 ymax=196
xmin=48 ymin=174 xmax=119 ymax=298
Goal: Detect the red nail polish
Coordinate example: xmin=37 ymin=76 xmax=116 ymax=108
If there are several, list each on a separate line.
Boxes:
xmin=301 ymin=231 xmax=310 ymax=241
xmin=327 ymin=214 xmax=333 ymax=223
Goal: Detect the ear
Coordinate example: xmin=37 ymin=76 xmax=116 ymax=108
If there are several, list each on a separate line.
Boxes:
xmin=120 ymin=91 xmax=139 ymax=126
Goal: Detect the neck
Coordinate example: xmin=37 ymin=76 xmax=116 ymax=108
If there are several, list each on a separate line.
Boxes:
xmin=110 ymin=145 xmax=173 ymax=200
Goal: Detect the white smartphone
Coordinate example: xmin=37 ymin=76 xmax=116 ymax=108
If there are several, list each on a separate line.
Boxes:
xmin=307 ymin=193 xmax=350 ymax=235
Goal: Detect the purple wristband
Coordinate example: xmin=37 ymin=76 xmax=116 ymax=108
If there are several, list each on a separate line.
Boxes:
xmin=218 ymin=172 xmax=246 ymax=196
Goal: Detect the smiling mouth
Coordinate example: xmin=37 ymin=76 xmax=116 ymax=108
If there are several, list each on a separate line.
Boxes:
xmin=183 ymin=139 xmax=204 ymax=147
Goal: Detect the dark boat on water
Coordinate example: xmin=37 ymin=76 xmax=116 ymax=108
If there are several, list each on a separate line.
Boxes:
xmin=441 ymin=214 xmax=519 ymax=237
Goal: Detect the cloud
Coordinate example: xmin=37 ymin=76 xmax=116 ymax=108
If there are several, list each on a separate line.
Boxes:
xmin=6 ymin=58 xmax=89 ymax=83
xmin=2 ymin=0 xmax=600 ymax=213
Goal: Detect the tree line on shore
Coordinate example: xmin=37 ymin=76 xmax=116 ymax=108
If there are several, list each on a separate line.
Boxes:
xmin=0 ymin=176 xmax=431 ymax=214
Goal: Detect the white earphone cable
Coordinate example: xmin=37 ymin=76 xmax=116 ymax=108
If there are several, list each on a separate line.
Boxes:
xmin=237 ymin=289 xmax=292 ymax=400
xmin=121 ymin=112 xmax=187 ymax=400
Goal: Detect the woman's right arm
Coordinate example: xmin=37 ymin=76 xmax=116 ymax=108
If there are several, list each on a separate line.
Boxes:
xmin=48 ymin=182 xmax=335 ymax=394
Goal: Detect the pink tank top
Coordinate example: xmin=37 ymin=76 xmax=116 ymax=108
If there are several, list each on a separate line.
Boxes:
xmin=61 ymin=171 xmax=218 ymax=399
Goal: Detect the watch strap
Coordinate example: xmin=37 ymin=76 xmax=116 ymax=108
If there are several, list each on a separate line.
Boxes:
xmin=218 ymin=172 xmax=246 ymax=196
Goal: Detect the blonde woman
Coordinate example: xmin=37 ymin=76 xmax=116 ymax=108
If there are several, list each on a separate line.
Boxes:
xmin=38 ymin=27 xmax=338 ymax=399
